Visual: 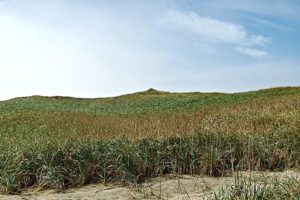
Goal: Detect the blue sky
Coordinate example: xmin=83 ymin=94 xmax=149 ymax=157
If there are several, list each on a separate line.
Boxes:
xmin=0 ymin=0 xmax=299 ymax=100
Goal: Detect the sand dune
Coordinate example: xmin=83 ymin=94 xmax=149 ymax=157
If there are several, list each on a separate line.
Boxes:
xmin=1 ymin=170 xmax=298 ymax=200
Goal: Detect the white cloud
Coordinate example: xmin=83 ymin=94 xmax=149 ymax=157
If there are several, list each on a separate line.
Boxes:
xmin=210 ymin=0 xmax=300 ymax=20
xmin=250 ymin=35 xmax=271 ymax=46
xmin=163 ymin=10 xmax=270 ymax=46
xmin=162 ymin=10 xmax=272 ymax=58
xmin=236 ymin=47 xmax=268 ymax=58
xmin=251 ymin=17 xmax=296 ymax=32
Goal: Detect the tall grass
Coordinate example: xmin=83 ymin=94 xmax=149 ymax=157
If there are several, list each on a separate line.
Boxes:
xmin=0 ymin=87 xmax=299 ymax=194
xmin=0 ymin=131 xmax=299 ymax=194
xmin=214 ymin=173 xmax=300 ymax=200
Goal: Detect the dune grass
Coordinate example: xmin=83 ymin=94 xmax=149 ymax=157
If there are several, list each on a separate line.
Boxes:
xmin=0 ymin=87 xmax=299 ymax=194
xmin=215 ymin=172 xmax=300 ymax=200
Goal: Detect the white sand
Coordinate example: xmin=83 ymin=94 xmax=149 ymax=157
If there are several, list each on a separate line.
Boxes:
xmin=0 ymin=170 xmax=298 ymax=200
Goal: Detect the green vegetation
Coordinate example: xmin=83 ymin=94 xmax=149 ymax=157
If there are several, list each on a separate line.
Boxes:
xmin=0 ymin=87 xmax=299 ymax=195
xmin=215 ymin=172 xmax=300 ymax=200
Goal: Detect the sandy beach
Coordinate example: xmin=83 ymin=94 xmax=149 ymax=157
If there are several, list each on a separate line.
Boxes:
xmin=1 ymin=170 xmax=298 ymax=200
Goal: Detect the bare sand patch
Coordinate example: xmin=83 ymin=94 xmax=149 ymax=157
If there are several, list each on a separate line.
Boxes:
xmin=0 ymin=170 xmax=298 ymax=200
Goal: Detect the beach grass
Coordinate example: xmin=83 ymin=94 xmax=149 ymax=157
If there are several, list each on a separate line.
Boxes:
xmin=0 ymin=87 xmax=299 ymax=194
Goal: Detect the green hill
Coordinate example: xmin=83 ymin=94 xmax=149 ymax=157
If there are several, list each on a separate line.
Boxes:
xmin=0 ymin=86 xmax=300 ymax=193
xmin=1 ymin=87 xmax=299 ymax=115
xmin=0 ymin=86 xmax=299 ymax=148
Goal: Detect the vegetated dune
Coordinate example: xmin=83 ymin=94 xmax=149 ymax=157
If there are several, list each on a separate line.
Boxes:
xmin=1 ymin=86 xmax=299 ymax=141
xmin=0 ymin=86 xmax=299 ymax=197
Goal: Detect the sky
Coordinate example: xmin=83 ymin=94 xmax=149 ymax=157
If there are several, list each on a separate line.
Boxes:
xmin=0 ymin=0 xmax=299 ymax=100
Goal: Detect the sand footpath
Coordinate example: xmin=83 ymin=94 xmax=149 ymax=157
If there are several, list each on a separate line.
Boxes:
xmin=0 ymin=170 xmax=298 ymax=200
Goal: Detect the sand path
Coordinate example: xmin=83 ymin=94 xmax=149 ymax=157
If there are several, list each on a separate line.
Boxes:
xmin=0 ymin=170 xmax=298 ymax=200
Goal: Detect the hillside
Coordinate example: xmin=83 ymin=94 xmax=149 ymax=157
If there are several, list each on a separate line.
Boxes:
xmin=1 ymin=87 xmax=299 ymax=115
xmin=0 ymin=87 xmax=299 ymax=150
xmin=0 ymin=86 xmax=300 ymax=194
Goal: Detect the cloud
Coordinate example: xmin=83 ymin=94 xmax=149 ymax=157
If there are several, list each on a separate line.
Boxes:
xmin=250 ymin=35 xmax=271 ymax=46
xmin=235 ymin=47 xmax=268 ymax=58
xmin=251 ymin=17 xmax=296 ymax=32
xmin=163 ymin=10 xmax=270 ymax=46
xmin=210 ymin=0 xmax=300 ymax=20
xmin=162 ymin=10 xmax=272 ymax=58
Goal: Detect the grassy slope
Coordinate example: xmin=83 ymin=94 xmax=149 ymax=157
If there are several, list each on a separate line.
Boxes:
xmin=0 ymin=87 xmax=299 ymax=151
xmin=1 ymin=87 xmax=299 ymax=115
xmin=0 ymin=87 xmax=299 ymax=193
